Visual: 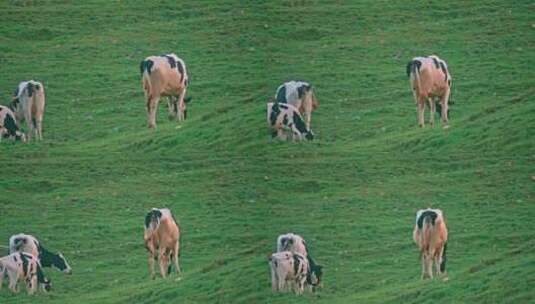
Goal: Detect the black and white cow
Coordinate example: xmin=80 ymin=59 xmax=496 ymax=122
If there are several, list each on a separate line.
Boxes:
xmin=269 ymin=251 xmax=309 ymax=294
xmin=0 ymin=105 xmax=26 ymax=142
xmin=267 ymin=102 xmax=314 ymax=141
xmin=0 ymin=252 xmax=51 ymax=294
xmin=9 ymin=234 xmax=72 ymax=274
xmin=275 ymin=81 xmax=319 ymax=129
xmin=276 ymin=233 xmax=323 ymax=291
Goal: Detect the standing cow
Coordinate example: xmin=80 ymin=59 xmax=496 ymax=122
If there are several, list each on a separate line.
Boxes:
xmin=144 ymin=208 xmax=181 ymax=278
xmin=413 ymin=208 xmax=448 ymax=280
xmin=10 ymin=80 xmax=46 ymax=140
xmin=406 ymin=55 xmax=452 ymax=127
xmin=275 ymin=81 xmax=319 ymax=129
xmin=0 ymin=252 xmax=51 ymax=294
xmin=0 ymin=105 xmax=26 ymax=142
xmin=140 ymin=54 xmax=190 ymax=129
xmin=269 ymin=251 xmax=310 ymax=294
xmin=267 ymin=102 xmax=314 ymax=141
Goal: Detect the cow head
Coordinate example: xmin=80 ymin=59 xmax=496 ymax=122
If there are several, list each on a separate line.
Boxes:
xmin=41 ymin=277 xmax=52 ymax=292
xmin=305 ymin=130 xmax=314 ymax=141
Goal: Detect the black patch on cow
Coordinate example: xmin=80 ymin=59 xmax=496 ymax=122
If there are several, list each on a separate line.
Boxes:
xmin=13 ymin=255 xmax=18 ymax=262
xmin=292 ymin=254 xmax=301 ymax=275
xmin=144 ymin=209 xmax=162 ymax=229
xmin=38 ymin=245 xmax=67 ymax=271
xmin=4 ymin=113 xmax=20 ymax=137
xmin=282 ymin=114 xmax=289 ymax=125
xmin=292 ymin=111 xmax=308 ymax=134
xmin=20 ymin=253 xmax=29 ymax=277
xmin=297 ymin=84 xmax=311 ymax=99
xmin=439 ymin=62 xmax=448 ymax=81
xmin=407 ymin=60 xmax=422 ymax=77
xmin=13 ymin=86 xmax=19 ymax=98
xmin=27 ymin=82 xmax=35 ymax=97
xmin=276 ymin=85 xmax=287 ymax=104
xmin=176 ymin=59 xmax=185 ymax=83
xmin=431 ymin=57 xmax=440 ymax=69
xmin=440 ymin=242 xmax=448 ymax=273
xmin=269 ymin=103 xmax=281 ymax=126
xmin=8 ymin=99 xmax=19 ymax=112
xmin=163 ymin=55 xmax=177 ymax=69
xmin=278 ymin=103 xmax=288 ymax=109
xmin=140 ymin=60 xmax=154 ymax=74
xmin=417 ymin=210 xmax=438 ymax=229
xmin=305 ymin=131 xmax=314 ymax=141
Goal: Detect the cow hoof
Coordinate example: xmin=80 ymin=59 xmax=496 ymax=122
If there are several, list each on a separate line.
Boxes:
xmin=443 ymin=125 xmax=450 ymax=129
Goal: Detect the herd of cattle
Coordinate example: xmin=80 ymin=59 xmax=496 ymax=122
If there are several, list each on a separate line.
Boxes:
xmin=1 ymin=207 xmax=448 ymax=295
xmin=1 ymin=53 xmax=452 ymax=295
xmin=0 ymin=53 xmax=453 ymax=142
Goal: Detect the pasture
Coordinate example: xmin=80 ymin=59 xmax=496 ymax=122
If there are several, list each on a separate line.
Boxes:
xmin=0 ymin=0 xmax=533 ymax=303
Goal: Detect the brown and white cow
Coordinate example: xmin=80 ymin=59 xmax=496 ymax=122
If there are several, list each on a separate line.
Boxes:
xmin=269 ymin=251 xmax=309 ymax=294
xmin=267 ymin=102 xmax=314 ymax=141
xmin=140 ymin=54 xmax=190 ymax=129
xmin=144 ymin=208 xmax=181 ymax=278
xmin=0 ymin=252 xmax=51 ymax=294
xmin=275 ymin=81 xmax=319 ymax=129
xmin=413 ymin=208 xmax=448 ymax=280
xmin=406 ymin=55 xmax=452 ymax=127
xmin=10 ymin=80 xmax=46 ymax=140
xmin=0 ymin=105 xmax=26 ymax=142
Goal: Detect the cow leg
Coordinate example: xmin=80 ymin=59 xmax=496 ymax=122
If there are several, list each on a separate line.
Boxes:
xmin=147 ymin=96 xmax=159 ymax=129
xmin=158 ymin=248 xmax=169 ymax=278
xmin=420 ymin=254 xmax=427 ymax=279
xmin=441 ymin=88 xmax=450 ymax=124
xmin=167 ymin=97 xmax=176 ymax=120
xmin=8 ymin=272 xmax=18 ymax=293
xmin=277 ymin=129 xmax=287 ymax=141
xmin=417 ymin=98 xmax=425 ymax=127
xmin=24 ymin=109 xmax=33 ymax=141
xmin=27 ymin=274 xmax=37 ymax=295
xmin=177 ymin=87 xmax=187 ymax=121
xmin=173 ymin=241 xmax=181 ymax=274
xmin=428 ymin=98 xmax=435 ymax=126
xmin=426 ymin=254 xmax=434 ymax=279
xmin=270 ymin=263 xmax=278 ymax=291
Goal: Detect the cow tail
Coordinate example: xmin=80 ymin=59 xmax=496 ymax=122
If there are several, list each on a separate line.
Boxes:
xmin=421 ymin=215 xmax=433 ymax=248
xmin=440 ymin=242 xmax=448 ymax=273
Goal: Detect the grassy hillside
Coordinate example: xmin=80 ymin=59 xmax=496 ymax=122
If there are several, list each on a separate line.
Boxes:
xmin=0 ymin=0 xmax=533 ymax=303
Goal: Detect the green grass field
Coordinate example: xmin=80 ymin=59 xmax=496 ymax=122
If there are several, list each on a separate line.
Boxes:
xmin=1 ymin=0 xmax=534 ymax=303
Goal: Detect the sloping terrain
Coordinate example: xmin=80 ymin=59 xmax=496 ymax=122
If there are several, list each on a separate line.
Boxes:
xmin=0 ymin=1 xmax=533 ymax=303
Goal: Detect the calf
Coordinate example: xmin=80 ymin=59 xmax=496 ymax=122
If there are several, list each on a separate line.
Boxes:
xmin=406 ymin=55 xmax=452 ymax=127
xmin=140 ymin=54 xmax=190 ymax=128
xmin=269 ymin=251 xmax=309 ymax=294
xmin=276 ymin=233 xmax=323 ymax=290
xmin=0 ymin=252 xmax=51 ymax=294
xmin=9 ymin=233 xmax=72 ymax=274
xmin=413 ymin=208 xmax=448 ymax=279
xmin=10 ymin=80 xmax=46 ymax=140
xmin=144 ymin=208 xmax=181 ymax=278
xmin=267 ymin=102 xmax=314 ymax=141
xmin=0 ymin=105 xmax=26 ymax=142
xmin=275 ymin=81 xmax=319 ymax=129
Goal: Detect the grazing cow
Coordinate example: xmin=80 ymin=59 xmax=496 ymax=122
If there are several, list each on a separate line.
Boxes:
xmin=9 ymin=233 xmax=72 ymax=275
xmin=269 ymin=251 xmax=309 ymax=294
xmin=275 ymin=81 xmax=319 ymax=129
xmin=140 ymin=54 xmax=191 ymax=128
xmin=0 ymin=252 xmax=51 ymax=294
xmin=276 ymin=233 xmax=323 ymax=291
xmin=413 ymin=208 xmax=448 ymax=280
xmin=406 ymin=55 xmax=452 ymax=127
xmin=0 ymin=105 xmax=26 ymax=142
xmin=10 ymin=80 xmax=46 ymax=140
xmin=144 ymin=208 xmax=181 ymax=278
xmin=267 ymin=102 xmax=314 ymax=141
